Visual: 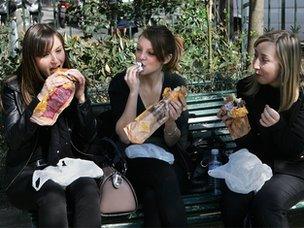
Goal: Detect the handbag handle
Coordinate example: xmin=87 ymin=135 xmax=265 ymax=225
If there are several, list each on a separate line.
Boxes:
xmin=70 ymin=135 xmax=127 ymax=174
xmin=98 ymin=137 xmax=127 ymax=174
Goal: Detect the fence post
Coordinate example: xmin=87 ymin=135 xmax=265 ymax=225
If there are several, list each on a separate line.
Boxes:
xmin=281 ymin=0 xmax=285 ymax=29
xmin=267 ymin=0 xmax=270 ymax=30
xmin=294 ymin=0 xmax=297 ymax=29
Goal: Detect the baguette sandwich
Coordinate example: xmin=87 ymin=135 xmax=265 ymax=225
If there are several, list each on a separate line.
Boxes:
xmin=30 ymin=68 xmax=76 ymax=126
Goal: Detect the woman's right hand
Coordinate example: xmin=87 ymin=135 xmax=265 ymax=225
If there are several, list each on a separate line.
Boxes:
xmin=124 ymin=64 xmax=142 ymax=94
xmin=217 ymin=107 xmax=250 ymax=139
xmin=37 ymin=73 xmax=67 ymax=101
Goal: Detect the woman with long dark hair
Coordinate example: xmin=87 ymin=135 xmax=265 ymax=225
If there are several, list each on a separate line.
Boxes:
xmin=2 ymin=23 xmax=100 ymax=227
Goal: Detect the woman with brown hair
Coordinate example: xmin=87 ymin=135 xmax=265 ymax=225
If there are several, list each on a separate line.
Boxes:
xmin=1 ymin=23 xmax=101 ymax=227
xmin=109 ymin=25 xmax=188 ymax=227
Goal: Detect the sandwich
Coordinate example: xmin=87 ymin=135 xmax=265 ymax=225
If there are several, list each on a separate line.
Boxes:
xmin=30 ymin=68 xmax=76 ymax=126
xmin=124 ymin=86 xmax=187 ymax=144
xmin=162 ymin=86 xmax=187 ymax=102
xmin=135 ymin=62 xmax=143 ymax=72
xmin=219 ymin=94 xmax=251 ymax=139
xmin=222 ymin=95 xmax=248 ymax=118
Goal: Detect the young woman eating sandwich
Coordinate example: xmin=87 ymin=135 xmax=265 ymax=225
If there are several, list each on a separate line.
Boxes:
xmin=218 ymin=30 xmax=304 ymax=228
xmin=1 ymin=23 xmax=101 ymax=227
xmin=108 ymin=25 xmax=188 ymax=227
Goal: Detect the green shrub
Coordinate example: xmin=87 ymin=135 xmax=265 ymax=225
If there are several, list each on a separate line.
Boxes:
xmin=65 ymin=34 xmax=136 ymax=102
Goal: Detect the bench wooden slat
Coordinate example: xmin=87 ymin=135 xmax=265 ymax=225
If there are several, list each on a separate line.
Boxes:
xmin=189 ymin=108 xmax=220 ymax=117
xmin=186 ymin=90 xmax=235 ymax=99
xmin=187 ymin=101 xmax=224 ymax=111
xmin=189 ymin=116 xmax=220 ymax=124
xmin=189 ymin=122 xmax=225 ymax=130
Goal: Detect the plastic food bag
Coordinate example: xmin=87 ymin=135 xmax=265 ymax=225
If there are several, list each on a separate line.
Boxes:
xmin=124 ymin=86 xmax=187 ymax=144
xmin=208 ymin=149 xmax=272 ymax=194
xmin=32 ymin=158 xmax=103 ymax=191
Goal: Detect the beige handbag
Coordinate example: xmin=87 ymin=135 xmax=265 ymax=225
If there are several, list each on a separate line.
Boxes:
xmin=100 ymin=166 xmax=138 ymax=217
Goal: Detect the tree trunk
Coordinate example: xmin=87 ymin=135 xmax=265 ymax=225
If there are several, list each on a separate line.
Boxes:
xmin=207 ymin=0 xmax=214 ymax=72
xmin=247 ymin=0 xmax=264 ymax=58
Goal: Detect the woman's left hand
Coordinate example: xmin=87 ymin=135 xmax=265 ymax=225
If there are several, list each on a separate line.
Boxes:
xmin=259 ymin=104 xmax=280 ymax=127
xmin=167 ymin=97 xmax=185 ymax=122
xmin=67 ymin=69 xmax=86 ymax=103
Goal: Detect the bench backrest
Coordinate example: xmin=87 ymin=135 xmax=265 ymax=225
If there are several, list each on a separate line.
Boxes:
xmin=91 ymin=89 xmax=237 ymax=155
xmin=186 ymin=90 xmax=236 ymax=155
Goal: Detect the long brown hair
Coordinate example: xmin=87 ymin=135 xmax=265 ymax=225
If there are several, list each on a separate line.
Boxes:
xmin=246 ymin=30 xmax=302 ymax=111
xmin=19 ymin=23 xmax=70 ymax=105
xmin=139 ymin=25 xmax=183 ymax=72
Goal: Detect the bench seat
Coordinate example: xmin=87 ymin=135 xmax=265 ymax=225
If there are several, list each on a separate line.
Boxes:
xmin=100 ymin=193 xmax=221 ymax=228
xmin=91 ymin=89 xmax=304 ymax=227
xmin=25 ymin=89 xmax=304 ymax=227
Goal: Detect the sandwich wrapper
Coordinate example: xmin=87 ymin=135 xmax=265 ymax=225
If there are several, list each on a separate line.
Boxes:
xmin=30 ymin=68 xmax=76 ymax=126
xmin=124 ymin=86 xmax=187 ymax=144
xmin=222 ymin=95 xmax=251 ymax=139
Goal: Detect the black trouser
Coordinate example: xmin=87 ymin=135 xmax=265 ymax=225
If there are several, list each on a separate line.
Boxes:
xmin=221 ymin=174 xmax=304 ymax=228
xmin=127 ymin=157 xmax=187 ymax=227
xmin=6 ymin=166 xmax=101 ymax=228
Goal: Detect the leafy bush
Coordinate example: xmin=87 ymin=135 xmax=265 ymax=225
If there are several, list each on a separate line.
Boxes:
xmin=168 ymin=0 xmax=247 ymax=91
xmin=0 ymin=25 xmax=20 ymax=82
xmin=65 ymin=34 xmax=136 ymax=102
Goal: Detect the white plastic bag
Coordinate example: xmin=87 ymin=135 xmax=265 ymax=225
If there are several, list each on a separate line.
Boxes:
xmin=32 ymin=157 xmax=103 ymax=191
xmin=208 ymin=149 xmax=272 ymax=194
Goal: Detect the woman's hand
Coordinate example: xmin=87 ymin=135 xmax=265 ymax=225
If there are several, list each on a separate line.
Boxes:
xmin=225 ymin=117 xmax=251 ymax=139
xmin=124 ymin=64 xmax=142 ymax=94
xmin=164 ymin=97 xmax=185 ymax=145
xmin=217 ymin=107 xmax=229 ymax=121
xmin=67 ymin=69 xmax=86 ymax=103
xmin=217 ymin=107 xmax=250 ymax=139
xmin=167 ymin=96 xmax=186 ymax=122
xmin=259 ymin=104 xmax=280 ymax=127
xmin=164 ymin=97 xmax=184 ymax=132
xmin=37 ymin=72 xmax=67 ymax=101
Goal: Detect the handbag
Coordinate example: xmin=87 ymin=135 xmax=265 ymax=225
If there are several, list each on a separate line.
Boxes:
xmin=71 ymin=135 xmax=138 ymax=216
xmin=96 ymin=138 xmax=138 ymax=216
xmin=99 ymin=166 xmax=138 ymax=216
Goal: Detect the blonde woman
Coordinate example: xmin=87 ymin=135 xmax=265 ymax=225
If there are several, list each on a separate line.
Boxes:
xmin=219 ymin=30 xmax=304 ymax=227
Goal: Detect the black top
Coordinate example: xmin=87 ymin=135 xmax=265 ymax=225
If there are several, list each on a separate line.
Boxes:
xmin=108 ymin=71 xmax=189 ymax=151
xmin=1 ymin=76 xmax=97 ymax=187
xmin=235 ymin=75 xmax=304 ymax=179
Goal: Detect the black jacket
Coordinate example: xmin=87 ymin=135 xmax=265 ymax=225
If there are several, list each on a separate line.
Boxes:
xmin=235 ymin=75 xmax=304 ymax=179
xmin=108 ymin=71 xmax=189 ymax=150
xmin=1 ymin=76 xmax=97 ymax=189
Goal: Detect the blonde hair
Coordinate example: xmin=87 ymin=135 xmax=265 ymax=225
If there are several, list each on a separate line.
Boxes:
xmin=246 ymin=30 xmax=302 ymax=111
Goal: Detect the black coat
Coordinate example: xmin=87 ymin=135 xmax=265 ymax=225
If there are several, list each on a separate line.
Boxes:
xmin=108 ymin=71 xmax=189 ymax=150
xmin=235 ymin=75 xmax=304 ymax=179
xmin=1 ymin=76 xmax=97 ymax=189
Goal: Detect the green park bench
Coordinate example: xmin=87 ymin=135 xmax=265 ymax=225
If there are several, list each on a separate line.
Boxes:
xmin=90 ymin=89 xmax=304 ymax=227
xmin=1 ymin=89 xmax=303 ymax=227
xmin=90 ymin=89 xmax=236 ymax=227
